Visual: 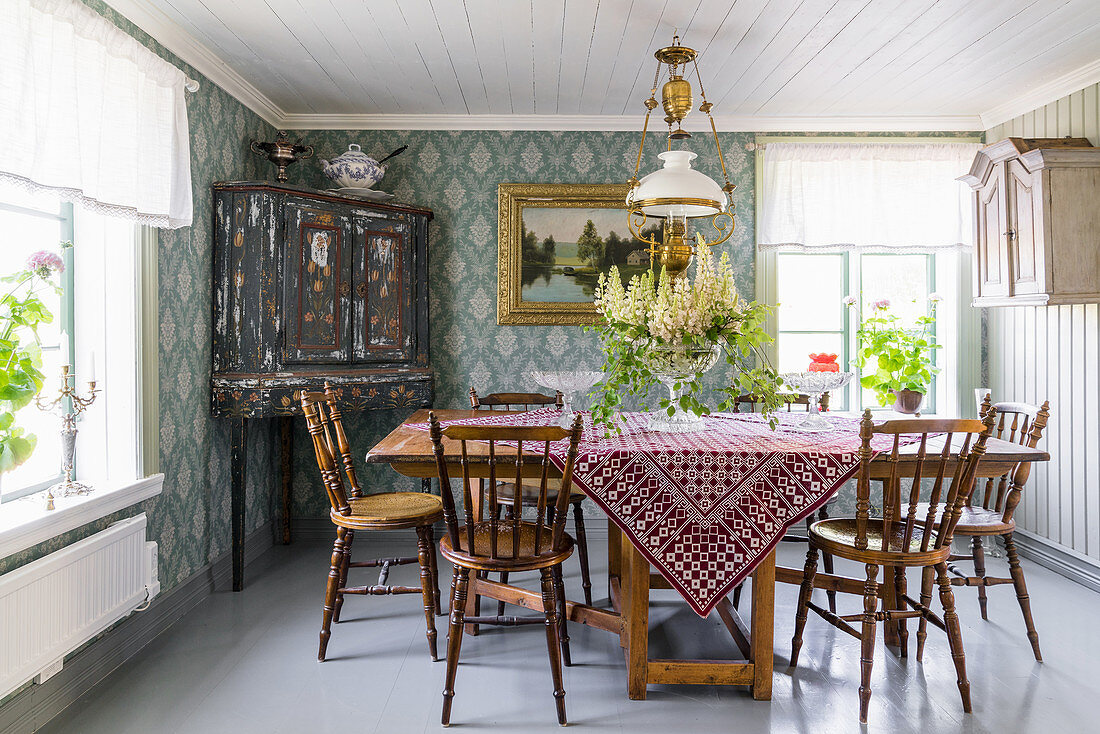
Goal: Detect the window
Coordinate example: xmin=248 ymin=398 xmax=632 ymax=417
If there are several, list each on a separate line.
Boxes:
xmin=0 ymin=186 xmax=144 ymax=503
xmin=774 ymin=251 xmax=952 ymax=413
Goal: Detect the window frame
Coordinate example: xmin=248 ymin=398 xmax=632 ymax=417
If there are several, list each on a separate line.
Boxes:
xmin=754 ymin=134 xmax=982 ymax=418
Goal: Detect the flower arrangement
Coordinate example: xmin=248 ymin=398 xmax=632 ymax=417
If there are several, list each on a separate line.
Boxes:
xmin=849 ymin=293 xmax=940 ymax=407
xmin=587 ymin=243 xmax=783 ymax=428
xmin=0 ymin=247 xmax=65 ymax=474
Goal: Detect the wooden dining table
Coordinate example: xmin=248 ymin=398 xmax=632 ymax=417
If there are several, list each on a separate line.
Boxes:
xmin=366 ymin=409 xmax=1049 ymax=701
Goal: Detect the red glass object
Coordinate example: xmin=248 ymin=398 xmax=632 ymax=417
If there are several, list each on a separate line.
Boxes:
xmin=807 ymin=353 xmax=840 ymax=372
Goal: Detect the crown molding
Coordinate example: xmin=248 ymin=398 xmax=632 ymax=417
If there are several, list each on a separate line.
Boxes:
xmin=980 ymin=58 xmax=1100 ymax=131
xmin=102 ymin=0 xmax=285 ymax=126
xmin=280 ymin=112 xmax=983 ymax=132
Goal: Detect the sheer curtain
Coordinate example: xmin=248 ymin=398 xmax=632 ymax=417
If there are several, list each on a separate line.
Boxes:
xmin=0 ymin=0 xmax=194 ymax=228
xmin=758 ymin=142 xmax=980 ymax=252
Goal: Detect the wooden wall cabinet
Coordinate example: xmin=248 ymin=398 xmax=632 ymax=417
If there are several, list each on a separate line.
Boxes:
xmin=210 ymin=181 xmax=432 ymax=589
xmin=960 ymin=138 xmax=1100 ymax=306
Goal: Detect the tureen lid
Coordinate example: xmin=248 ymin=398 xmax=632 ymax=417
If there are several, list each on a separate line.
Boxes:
xmin=328 ymin=143 xmax=377 ymax=165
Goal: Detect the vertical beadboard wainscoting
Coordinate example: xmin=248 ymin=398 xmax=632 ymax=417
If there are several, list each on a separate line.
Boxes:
xmin=0 ymin=516 xmax=159 ymax=700
xmin=985 ymin=83 xmax=1100 ymax=584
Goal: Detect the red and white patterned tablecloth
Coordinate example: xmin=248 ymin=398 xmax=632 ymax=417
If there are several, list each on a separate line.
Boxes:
xmin=416 ymin=408 xmax=902 ymax=618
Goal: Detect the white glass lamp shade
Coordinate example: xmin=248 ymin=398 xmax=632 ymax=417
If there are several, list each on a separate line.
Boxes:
xmin=629 ymin=151 xmax=726 ymax=218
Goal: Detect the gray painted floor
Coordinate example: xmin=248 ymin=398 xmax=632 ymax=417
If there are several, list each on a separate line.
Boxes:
xmin=39 ymin=528 xmax=1099 ymax=734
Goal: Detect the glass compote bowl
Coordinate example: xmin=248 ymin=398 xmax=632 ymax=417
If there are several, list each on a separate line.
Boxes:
xmin=528 ymin=370 xmax=605 ymax=428
xmin=643 ymin=343 xmax=722 ymax=433
xmin=777 ymin=371 xmax=855 ymax=432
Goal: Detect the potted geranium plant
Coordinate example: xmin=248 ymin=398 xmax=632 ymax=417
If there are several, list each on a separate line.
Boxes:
xmin=588 ymin=245 xmax=783 ymax=432
xmin=0 ymin=248 xmax=65 ymax=480
xmin=848 ymin=294 xmax=940 ymax=414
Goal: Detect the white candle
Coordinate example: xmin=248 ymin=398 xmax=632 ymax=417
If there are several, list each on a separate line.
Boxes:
xmin=61 ymin=337 xmax=70 ymax=367
xmin=89 ymin=353 xmax=96 ymax=384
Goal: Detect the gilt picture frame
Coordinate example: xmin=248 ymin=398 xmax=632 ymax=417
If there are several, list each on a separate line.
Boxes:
xmin=498 ymin=182 xmax=653 ymax=325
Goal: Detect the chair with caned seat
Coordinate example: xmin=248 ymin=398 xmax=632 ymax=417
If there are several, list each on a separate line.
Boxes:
xmin=470 ymin=388 xmax=593 ymax=615
xmin=429 ymin=412 xmax=584 ymax=726
xmin=790 ymin=409 xmax=995 ymax=724
xmin=920 ymin=395 xmax=1050 ymax=661
xmin=301 ymin=384 xmax=443 ymax=662
xmin=731 ymin=392 xmax=838 ymax=613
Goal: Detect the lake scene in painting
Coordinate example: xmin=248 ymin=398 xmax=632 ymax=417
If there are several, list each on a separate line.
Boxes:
xmin=519 ymin=206 xmax=660 ymax=302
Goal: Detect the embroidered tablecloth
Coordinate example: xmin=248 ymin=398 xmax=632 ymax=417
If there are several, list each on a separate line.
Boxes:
xmin=417 ymin=408 xmax=898 ymax=617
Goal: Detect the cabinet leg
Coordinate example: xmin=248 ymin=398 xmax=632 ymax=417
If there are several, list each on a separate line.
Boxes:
xmin=279 ymin=415 xmax=293 ymax=545
xmin=231 ymin=417 xmax=247 ymax=592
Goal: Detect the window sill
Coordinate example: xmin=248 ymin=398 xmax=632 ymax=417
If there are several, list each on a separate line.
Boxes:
xmin=0 ymin=474 xmax=164 ymax=561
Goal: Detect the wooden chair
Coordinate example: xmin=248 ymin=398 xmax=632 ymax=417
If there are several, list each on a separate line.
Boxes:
xmin=302 ymin=385 xmax=444 ymax=662
xmin=470 ymin=388 xmax=593 ymax=610
xmin=732 ymin=392 xmax=837 ymax=613
xmin=429 ymin=412 xmax=584 ymax=726
xmin=790 ymin=410 xmax=995 ymax=724
xmin=933 ymin=396 xmax=1050 ymax=661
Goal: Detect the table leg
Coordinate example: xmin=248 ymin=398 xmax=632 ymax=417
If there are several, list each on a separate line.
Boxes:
xmin=750 ymin=549 xmax=775 ymax=700
xmin=230 ymin=417 xmax=247 ymax=592
xmin=279 ymin=415 xmax=293 ymax=545
xmin=625 ymin=541 xmax=650 ymax=700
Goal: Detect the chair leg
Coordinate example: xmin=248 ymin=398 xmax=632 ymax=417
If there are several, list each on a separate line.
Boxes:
xmin=426 ymin=524 xmax=442 ymax=615
xmin=893 ymin=566 xmax=909 ymax=658
xmin=937 ymin=562 xmax=972 ymax=714
xmin=790 ymin=545 xmax=819 ymax=669
xmin=540 ymin=567 xmax=568 ymax=726
xmin=572 ymin=500 xmax=593 ymax=606
xmin=318 ymin=527 xmax=347 ymax=662
xmin=972 ymin=536 xmax=989 ymax=621
xmin=816 ymin=507 xmax=837 ymax=614
xmin=859 ymin=563 xmax=880 ymax=725
xmin=553 ymin=565 xmax=571 ymax=666
xmin=416 ymin=526 xmax=439 ymax=661
xmin=1005 ymin=533 xmax=1042 ymax=662
xmin=332 ymin=529 xmax=353 ymax=623
xmin=496 ymin=505 xmax=509 ymax=617
xmin=442 ymin=567 xmax=470 ymax=726
xmin=731 ymin=583 xmax=743 ymax=610
xmin=916 ymin=565 xmax=934 ymax=662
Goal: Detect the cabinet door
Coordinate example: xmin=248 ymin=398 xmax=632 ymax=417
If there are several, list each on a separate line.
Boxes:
xmin=351 ymin=216 xmax=414 ymax=363
xmin=1005 ymin=158 xmax=1045 ymax=296
xmin=974 ymin=169 xmax=1010 ymax=299
xmin=283 ymin=204 xmax=352 ymax=363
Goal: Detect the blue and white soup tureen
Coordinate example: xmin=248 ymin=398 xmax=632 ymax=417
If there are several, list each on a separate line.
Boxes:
xmin=321 ymin=144 xmax=385 ymax=189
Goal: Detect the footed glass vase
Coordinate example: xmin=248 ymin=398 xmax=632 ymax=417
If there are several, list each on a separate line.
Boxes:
xmin=642 ymin=343 xmax=721 ymax=433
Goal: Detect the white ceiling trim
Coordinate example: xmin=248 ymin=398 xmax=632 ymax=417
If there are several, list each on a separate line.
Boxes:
xmin=979 ymin=58 xmax=1100 ymax=130
xmin=280 ymin=113 xmax=983 ymax=132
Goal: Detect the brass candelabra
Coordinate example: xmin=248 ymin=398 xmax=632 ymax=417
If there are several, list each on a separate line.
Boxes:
xmin=35 ymin=364 xmax=98 ymax=507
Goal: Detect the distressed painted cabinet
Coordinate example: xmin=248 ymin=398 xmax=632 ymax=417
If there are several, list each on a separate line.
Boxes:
xmin=210 ymin=181 xmax=433 ymax=589
xmin=960 ymin=138 xmax=1100 ymax=306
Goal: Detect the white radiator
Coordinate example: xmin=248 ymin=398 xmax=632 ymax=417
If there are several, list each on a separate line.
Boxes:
xmin=0 ymin=513 xmax=158 ymax=699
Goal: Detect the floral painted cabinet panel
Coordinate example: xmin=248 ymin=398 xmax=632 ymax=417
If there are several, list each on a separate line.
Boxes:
xmin=352 ymin=217 xmax=413 ymax=363
xmin=283 ymin=203 xmax=352 ymax=363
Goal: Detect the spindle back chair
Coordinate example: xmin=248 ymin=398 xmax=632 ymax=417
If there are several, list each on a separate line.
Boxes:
xmin=428 ymin=411 xmax=583 ymax=726
xmin=942 ymin=395 xmax=1051 ymax=660
xmin=791 ymin=409 xmax=995 ymax=724
xmin=302 ymin=386 xmax=443 ymax=663
xmin=468 ymin=387 xmax=594 ymax=610
xmin=733 ymin=391 xmax=829 ymax=412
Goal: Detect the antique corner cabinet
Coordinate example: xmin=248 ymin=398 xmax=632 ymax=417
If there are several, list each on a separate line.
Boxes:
xmin=211 ymin=182 xmax=432 ymax=589
xmin=960 ymin=137 xmax=1100 ymax=306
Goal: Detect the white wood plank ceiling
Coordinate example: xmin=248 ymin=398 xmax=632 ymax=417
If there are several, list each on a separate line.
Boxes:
xmin=107 ymin=0 xmax=1100 ymax=129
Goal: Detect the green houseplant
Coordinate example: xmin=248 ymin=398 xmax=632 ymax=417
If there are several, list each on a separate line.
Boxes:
xmin=0 ymin=248 xmax=65 ymax=476
xmin=587 ymin=245 xmax=783 ymax=431
xmin=849 ymin=294 xmax=940 ymax=413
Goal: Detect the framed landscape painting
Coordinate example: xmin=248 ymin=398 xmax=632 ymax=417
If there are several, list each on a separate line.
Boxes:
xmin=497 ymin=183 xmax=659 ymax=325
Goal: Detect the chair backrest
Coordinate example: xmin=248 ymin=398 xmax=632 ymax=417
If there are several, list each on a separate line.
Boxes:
xmin=428 ymin=411 xmax=583 ymax=560
xmin=734 ymin=392 xmax=828 ymax=412
xmin=975 ymin=395 xmax=1050 ymax=520
xmin=854 ymin=409 xmax=995 ymax=553
xmin=469 ymin=387 xmax=563 ymax=411
xmin=301 ymin=383 xmax=363 ymax=516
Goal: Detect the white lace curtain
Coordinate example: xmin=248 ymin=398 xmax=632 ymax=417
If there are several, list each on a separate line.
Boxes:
xmin=758 ymin=141 xmax=980 ymax=252
xmin=0 ymin=0 xmax=194 ymax=228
